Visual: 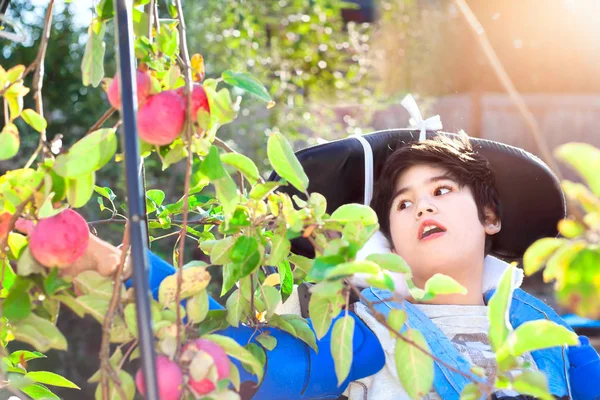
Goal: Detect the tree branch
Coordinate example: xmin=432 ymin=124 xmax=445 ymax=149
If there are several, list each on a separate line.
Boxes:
xmin=99 ymin=224 xmax=130 ymax=400
xmin=23 ymin=0 xmax=55 ymax=169
xmin=348 ymin=284 xmax=494 ymax=395
xmin=173 ymin=0 xmax=195 ymax=361
xmin=86 ymin=108 xmax=117 ymax=135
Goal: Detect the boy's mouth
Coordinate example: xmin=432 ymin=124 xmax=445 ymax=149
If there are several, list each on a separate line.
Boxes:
xmin=418 ymin=220 xmax=447 ymax=240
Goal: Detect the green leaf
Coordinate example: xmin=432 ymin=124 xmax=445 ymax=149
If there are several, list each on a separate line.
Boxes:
xmin=267 ymin=132 xmax=309 ymax=193
xmin=555 ymin=143 xmax=600 ymax=196
xmin=230 ymin=236 xmax=262 ymax=279
xmin=6 ymin=65 xmax=25 ymax=84
xmin=145 ymin=189 xmax=165 ymax=214
xmin=331 ymin=315 xmax=354 ymax=386
xmin=226 ymin=290 xmax=246 ymax=327
xmin=261 ymin=286 xmax=281 ymax=319
xmin=73 ymin=270 xmax=115 ymax=299
xmin=309 ymin=292 xmax=344 ymax=339
xmin=96 ymin=0 xmax=114 ymax=21
xmin=288 ymin=254 xmax=313 ymax=273
xmin=0 ymin=123 xmax=20 ymax=160
xmin=43 ymin=267 xmax=71 ymax=296
xmin=366 ymin=253 xmax=412 ymax=274
xmin=523 ymin=238 xmax=566 ymax=276
xmin=81 ymin=19 xmax=106 ymax=87
xmin=512 ymin=371 xmax=554 ymax=400
xmin=543 ymin=241 xmax=585 ymax=284
xmin=557 ymin=219 xmax=585 ymax=239
xmin=3 ymin=278 xmax=32 ymax=321
xmin=94 ymin=186 xmax=116 ymax=201
xmin=424 ymin=274 xmax=467 ymax=296
xmin=13 ymin=313 xmax=68 ymax=352
xmin=132 ymin=7 xmax=149 ymax=38
xmin=487 ymin=266 xmax=515 ymax=352
xmin=394 ymin=329 xmax=434 ymax=399
xmin=187 ymin=290 xmax=210 ymax=324
xmin=205 ymin=86 xmax=238 ymax=127
xmin=256 ymin=333 xmax=277 ymax=351
xmin=221 ymin=153 xmax=260 ymax=185
xmin=21 ymin=383 xmax=60 ymax=399
xmin=25 ymin=371 xmax=80 ymax=389
xmin=249 ymin=181 xmax=281 ymax=200
xmin=204 ymin=334 xmax=265 ymax=384
xmin=53 ymin=294 xmax=87 ymax=318
xmin=9 ymin=351 xmax=46 ymax=365
xmin=222 ymin=70 xmax=272 ymax=103
xmin=499 ymin=319 xmax=579 ymax=358
xmin=268 ymin=235 xmax=291 ymax=267
xmin=326 ymin=260 xmax=381 ymax=280
xmin=460 ymin=383 xmax=482 ymax=400
xmin=21 ymin=109 xmax=47 ymax=132
xmin=208 ymin=236 xmax=236 ymax=265
xmin=8 ymin=232 xmax=27 ymax=260
xmin=281 ymin=315 xmax=318 ymax=352
xmin=53 ymin=128 xmax=117 ymax=178
xmin=330 ymin=204 xmax=378 ymax=225
xmin=388 ymin=309 xmax=407 ymax=332
xmin=67 ymin=172 xmax=96 ymax=208
xmin=200 ymin=146 xmax=238 ymax=216
xmin=156 ymin=24 xmax=178 ymax=57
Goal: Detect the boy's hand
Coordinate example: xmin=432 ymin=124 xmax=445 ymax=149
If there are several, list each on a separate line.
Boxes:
xmin=59 ymin=233 xmax=131 ymax=278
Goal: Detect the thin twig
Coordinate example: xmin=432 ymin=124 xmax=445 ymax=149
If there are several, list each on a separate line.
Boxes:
xmin=454 ymin=0 xmax=560 ymax=179
xmin=173 ymin=0 xmax=195 ymax=361
xmin=348 ymin=284 xmax=494 ymax=394
xmin=118 ymin=339 xmax=139 ymax=372
xmin=86 ymin=108 xmax=117 ymax=135
xmin=99 ymin=224 xmax=131 ymax=400
xmin=23 ymin=0 xmax=55 ymax=169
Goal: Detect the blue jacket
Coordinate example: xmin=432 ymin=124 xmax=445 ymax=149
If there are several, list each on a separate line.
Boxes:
xmin=128 ymin=250 xmax=600 ymax=399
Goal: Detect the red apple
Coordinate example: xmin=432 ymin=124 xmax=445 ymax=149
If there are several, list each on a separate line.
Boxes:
xmin=184 ymin=339 xmax=231 ymax=395
xmin=135 ymin=355 xmax=183 ymax=400
xmin=176 ymin=84 xmax=210 ymax=122
xmin=137 ymin=90 xmax=186 ymax=146
xmin=29 ymin=209 xmax=89 ymax=268
xmin=107 ymin=70 xmax=152 ymax=109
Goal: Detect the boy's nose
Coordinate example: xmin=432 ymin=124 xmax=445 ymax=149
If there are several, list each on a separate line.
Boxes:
xmin=415 ymin=199 xmax=438 ymax=219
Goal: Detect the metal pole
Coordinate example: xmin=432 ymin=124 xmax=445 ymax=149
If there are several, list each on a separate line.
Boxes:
xmin=113 ymin=1 xmax=159 ymax=399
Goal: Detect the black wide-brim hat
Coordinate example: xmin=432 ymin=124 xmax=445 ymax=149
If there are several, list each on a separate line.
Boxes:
xmin=269 ymin=129 xmax=566 ymax=261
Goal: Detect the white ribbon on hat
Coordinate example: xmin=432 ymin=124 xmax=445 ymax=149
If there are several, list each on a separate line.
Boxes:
xmin=401 ymin=94 xmax=443 ymax=141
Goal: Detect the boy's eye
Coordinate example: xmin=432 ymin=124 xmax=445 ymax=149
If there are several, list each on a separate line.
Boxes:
xmin=397 ymin=200 xmax=413 ymax=210
xmin=434 ymin=186 xmax=452 ymax=196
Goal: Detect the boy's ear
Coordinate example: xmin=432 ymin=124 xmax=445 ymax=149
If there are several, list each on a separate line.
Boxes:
xmin=484 ymin=206 xmax=501 ymax=235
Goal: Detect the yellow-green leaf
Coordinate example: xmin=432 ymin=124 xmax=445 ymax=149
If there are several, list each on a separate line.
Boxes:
xmin=25 ymin=371 xmax=80 ymax=389
xmin=267 ymin=132 xmax=309 ymax=193
xmin=21 ymin=109 xmax=47 ymax=132
xmin=487 ymin=266 xmax=515 ymax=352
xmin=66 ymin=172 xmax=96 ymax=208
xmin=81 ymin=19 xmax=106 ymax=87
xmin=12 ymin=313 xmax=68 ymax=352
xmin=424 ymin=273 xmax=467 ymax=296
xmin=222 ymin=70 xmax=272 ymax=103
xmin=555 ymin=143 xmax=600 ymax=196
xmin=330 ymin=203 xmax=378 ymax=225
xmin=394 ymin=329 xmax=434 ymax=399
xmin=500 ymin=319 xmax=579 ymax=358
xmin=366 ymin=253 xmax=411 ymax=274
xmin=158 ymin=266 xmax=211 ymax=306
xmin=331 ymin=315 xmax=355 ymax=386
xmin=221 ymin=152 xmax=260 ymax=185
xmin=0 ymin=123 xmax=20 ymax=160
xmin=53 ymin=128 xmax=117 ymax=178
xmin=512 ymin=371 xmax=554 ymax=400
xmin=523 ymin=238 xmax=566 ymax=276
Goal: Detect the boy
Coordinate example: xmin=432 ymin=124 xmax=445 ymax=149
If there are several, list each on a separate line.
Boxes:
xmin=73 ymin=130 xmax=600 ymax=399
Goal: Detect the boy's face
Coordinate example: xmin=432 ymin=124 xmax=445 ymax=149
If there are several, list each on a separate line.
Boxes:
xmin=388 ymin=164 xmax=500 ymax=284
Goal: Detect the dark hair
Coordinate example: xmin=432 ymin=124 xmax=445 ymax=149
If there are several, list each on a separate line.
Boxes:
xmin=370 ymin=133 xmax=501 ymax=254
